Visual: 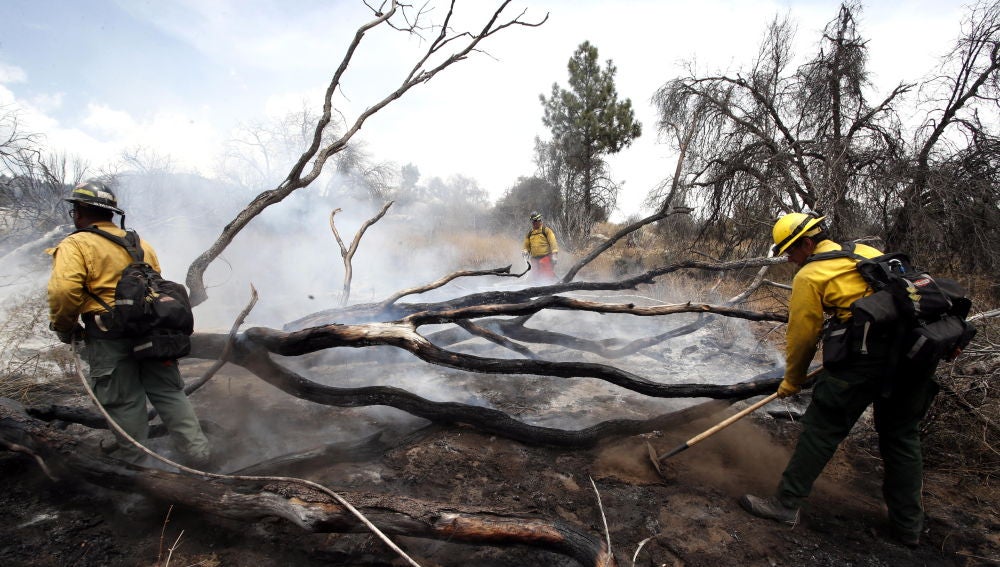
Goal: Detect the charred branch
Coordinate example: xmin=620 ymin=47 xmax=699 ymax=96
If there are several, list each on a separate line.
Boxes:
xmin=28 ymin=335 xmax=785 ymax=448
xmin=378 ymin=264 xmax=529 ymax=309
xmin=0 ymin=399 xmax=615 ymax=567
xmin=235 ymin=328 xmax=783 ymax=402
xmin=285 ymin=255 xmax=786 ymax=328
xmin=479 ymin=315 xmax=715 ymax=360
xmin=561 ymin=205 xmax=693 ymax=282
xmin=453 ymin=319 xmax=542 ymax=359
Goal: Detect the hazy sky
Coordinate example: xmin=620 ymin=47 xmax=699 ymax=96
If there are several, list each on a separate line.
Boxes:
xmin=1 ymin=0 xmax=970 ymax=220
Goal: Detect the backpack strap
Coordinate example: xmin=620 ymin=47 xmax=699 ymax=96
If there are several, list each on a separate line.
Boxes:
xmin=74 ymin=226 xmax=145 ymax=262
xmin=543 ymin=226 xmax=554 ymax=252
xmin=802 ymin=241 xmax=863 ymax=265
xmin=72 ymin=226 xmax=145 ymax=314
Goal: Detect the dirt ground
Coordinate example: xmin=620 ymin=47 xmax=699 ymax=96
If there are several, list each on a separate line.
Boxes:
xmin=1 ymin=354 xmax=998 ymax=567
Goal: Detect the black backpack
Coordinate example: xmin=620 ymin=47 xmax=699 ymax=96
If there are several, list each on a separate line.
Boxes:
xmin=76 ymin=226 xmax=194 ymax=360
xmin=807 ymin=242 xmax=977 ymax=366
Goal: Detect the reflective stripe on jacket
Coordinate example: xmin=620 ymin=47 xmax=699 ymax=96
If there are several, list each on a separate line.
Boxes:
xmin=46 ymin=221 xmax=161 ymax=333
xmin=784 ymin=240 xmax=882 ymax=385
xmin=523 ymin=226 xmax=558 ymax=257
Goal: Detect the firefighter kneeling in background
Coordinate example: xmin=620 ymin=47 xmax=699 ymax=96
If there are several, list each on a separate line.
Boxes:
xmin=522 ymin=211 xmax=559 ymax=281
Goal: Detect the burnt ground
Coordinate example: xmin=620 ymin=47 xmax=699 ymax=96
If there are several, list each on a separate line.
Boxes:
xmin=1 ymin=353 xmax=998 ymax=567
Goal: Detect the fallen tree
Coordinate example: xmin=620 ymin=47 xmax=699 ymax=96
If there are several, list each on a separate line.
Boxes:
xmin=0 ymin=399 xmax=616 ymax=567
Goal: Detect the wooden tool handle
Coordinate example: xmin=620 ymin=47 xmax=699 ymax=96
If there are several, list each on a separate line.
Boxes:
xmin=684 ymin=366 xmax=823 ymax=448
xmin=685 ymin=393 xmax=779 ymax=447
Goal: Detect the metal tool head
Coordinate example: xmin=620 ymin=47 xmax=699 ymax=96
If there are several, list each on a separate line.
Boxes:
xmin=646 ymin=441 xmax=663 ymax=476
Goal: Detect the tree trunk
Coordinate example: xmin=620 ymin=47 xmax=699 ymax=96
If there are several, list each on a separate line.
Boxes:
xmin=2 ymin=398 xmax=616 ymax=566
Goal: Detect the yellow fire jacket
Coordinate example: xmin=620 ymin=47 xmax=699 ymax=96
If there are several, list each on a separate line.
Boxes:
xmin=523 ymin=226 xmax=559 ymax=258
xmin=784 ymin=239 xmax=882 ymax=385
xmin=47 ymin=221 xmax=161 ymax=333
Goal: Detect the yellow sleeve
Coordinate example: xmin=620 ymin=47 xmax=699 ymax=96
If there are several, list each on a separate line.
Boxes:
xmin=141 ymin=239 xmax=162 ymax=272
xmin=784 ymin=270 xmax=825 ymax=385
xmin=546 ymin=227 xmax=558 ymax=253
xmin=47 ymin=241 xmax=88 ymax=332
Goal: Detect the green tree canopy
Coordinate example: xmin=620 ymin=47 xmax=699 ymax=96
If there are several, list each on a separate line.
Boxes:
xmin=540 ymin=41 xmax=641 ymax=243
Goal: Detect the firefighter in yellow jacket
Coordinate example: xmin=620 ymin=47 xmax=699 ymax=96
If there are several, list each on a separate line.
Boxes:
xmin=522 ymin=211 xmax=559 ymax=281
xmin=739 ymin=212 xmax=938 ymax=547
xmin=47 ymin=180 xmax=210 ymax=467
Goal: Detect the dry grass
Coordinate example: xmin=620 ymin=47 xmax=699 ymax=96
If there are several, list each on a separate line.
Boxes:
xmin=0 ymin=291 xmax=76 ymax=403
xmin=447 ymin=230 xmax=523 ymax=269
xmin=921 ymin=314 xmax=1000 ymax=478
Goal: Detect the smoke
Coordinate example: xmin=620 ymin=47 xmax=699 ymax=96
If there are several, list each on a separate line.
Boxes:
xmin=0 ymin=169 xmax=790 ymax=468
xmin=111 ymin=171 xmax=492 ymax=329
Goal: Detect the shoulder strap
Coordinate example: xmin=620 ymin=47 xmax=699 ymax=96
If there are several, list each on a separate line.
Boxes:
xmin=73 ymin=226 xmax=145 ymax=313
xmin=74 ymin=226 xmax=144 ymax=263
xmin=803 ymin=241 xmax=862 ymax=266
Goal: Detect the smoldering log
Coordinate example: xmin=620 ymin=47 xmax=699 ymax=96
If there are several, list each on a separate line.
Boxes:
xmin=0 ymin=399 xmax=615 ymax=567
xmin=199 ymin=335 xmax=786 ymax=447
xmin=238 ymin=324 xmax=782 ymax=400
xmin=30 ymin=298 xmax=786 ymax=449
xmin=28 ymin=334 xmax=785 ymax=449
xmin=285 ymin=256 xmax=785 ymax=328
xmin=441 ymin=314 xmax=717 ymax=359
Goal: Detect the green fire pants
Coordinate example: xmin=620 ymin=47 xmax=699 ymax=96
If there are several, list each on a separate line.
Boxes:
xmin=85 ymin=337 xmax=210 ymax=465
xmin=776 ymin=355 xmax=939 ymax=539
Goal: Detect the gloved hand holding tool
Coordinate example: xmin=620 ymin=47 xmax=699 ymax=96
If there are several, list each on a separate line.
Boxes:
xmin=52 ymin=322 xmax=85 ymax=345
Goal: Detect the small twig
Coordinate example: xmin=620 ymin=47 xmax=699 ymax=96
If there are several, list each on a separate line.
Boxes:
xmin=157 ymin=505 xmax=174 ymax=565
xmin=146 ymin=284 xmax=258 ymax=421
xmin=939 ymin=381 xmax=1000 ymax=435
xmin=968 ymin=307 xmax=1000 ymax=322
xmin=589 ymin=475 xmax=613 ymax=566
xmin=950 ymin=550 xmax=999 ymax=563
xmin=163 ymin=529 xmax=184 ymax=567
xmin=185 ymin=284 xmax=259 ymax=395
xmin=454 ymin=319 xmax=539 ymax=359
xmin=331 ymin=201 xmax=394 ymax=305
xmin=631 ymin=535 xmax=657 ymax=565
xmin=378 ymin=265 xmax=524 ymax=309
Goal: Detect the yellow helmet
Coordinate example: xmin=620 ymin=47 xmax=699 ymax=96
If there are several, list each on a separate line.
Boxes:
xmin=771 ymin=212 xmax=825 ymax=256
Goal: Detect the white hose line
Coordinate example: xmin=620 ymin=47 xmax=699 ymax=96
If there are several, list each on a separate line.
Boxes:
xmin=70 ymin=340 xmax=421 ymax=567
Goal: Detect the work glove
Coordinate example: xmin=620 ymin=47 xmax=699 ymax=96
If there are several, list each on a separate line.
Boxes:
xmin=552 ymin=252 xmax=558 ymax=265
xmin=777 ymin=378 xmax=801 ymax=398
xmin=522 ymin=250 xmax=530 ymax=259
xmin=52 ymin=322 xmax=85 ymax=345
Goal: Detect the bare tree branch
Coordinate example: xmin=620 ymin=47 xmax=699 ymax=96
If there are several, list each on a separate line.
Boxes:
xmin=330 ymin=201 xmax=394 ymax=305
xmin=185 ymin=2 xmax=548 ymax=305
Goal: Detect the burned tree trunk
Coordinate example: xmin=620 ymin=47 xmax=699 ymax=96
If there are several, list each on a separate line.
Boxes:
xmin=2 ymin=398 xmax=615 ymax=566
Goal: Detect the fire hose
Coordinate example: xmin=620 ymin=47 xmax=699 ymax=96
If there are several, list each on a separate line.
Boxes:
xmin=69 ymin=338 xmax=422 ymax=567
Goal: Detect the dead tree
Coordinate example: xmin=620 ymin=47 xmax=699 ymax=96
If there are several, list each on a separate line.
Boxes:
xmin=285 ymin=255 xmax=786 ymax=328
xmin=329 ymin=201 xmax=394 ymax=305
xmin=185 ymin=1 xmax=548 ymax=305
xmin=29 ymin=257 xmax=791 ymax=449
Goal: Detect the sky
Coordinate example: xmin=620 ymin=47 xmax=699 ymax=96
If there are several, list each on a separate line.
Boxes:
xmin=0 ymin=0 xmax=972 ymax=221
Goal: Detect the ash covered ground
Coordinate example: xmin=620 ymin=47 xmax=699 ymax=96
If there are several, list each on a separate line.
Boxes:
xmin=1 ymin=305 xmax=997 ymax=566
